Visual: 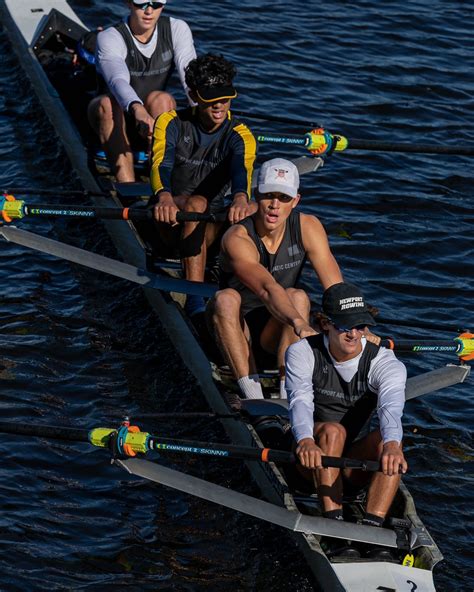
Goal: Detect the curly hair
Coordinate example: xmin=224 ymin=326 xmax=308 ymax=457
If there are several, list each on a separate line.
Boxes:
xmin=185 ymin=53 xmax=237 ymax=90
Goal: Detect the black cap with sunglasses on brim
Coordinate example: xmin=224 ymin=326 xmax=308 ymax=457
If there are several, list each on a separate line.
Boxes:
xmin=322 ymin=282 xmax=376 ymax=329
xmin=185 ymin=53 xmax=238 ymax=104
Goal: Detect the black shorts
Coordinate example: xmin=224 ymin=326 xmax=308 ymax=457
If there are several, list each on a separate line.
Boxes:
xmin=244 ymin=306 xmax=277 ymax=370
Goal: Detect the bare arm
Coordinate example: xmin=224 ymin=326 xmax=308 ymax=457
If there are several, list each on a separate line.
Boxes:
xmin=300 ymin=214 xmax=343 ymax=289
xmin=223 ymin=227 xmax=315 ymax=337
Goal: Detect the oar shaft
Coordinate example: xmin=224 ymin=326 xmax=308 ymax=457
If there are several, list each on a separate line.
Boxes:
xmin=104 ymin=432 xmax=381 ymax=470
xmin=381 ymin=338 xmax=467 ymax=354
xmin=4 ymin=201 xmax=221 ymax=223
xmin=0 ymin=421 xmax=90 ymax=442
xmin=26 ymin=203 xmax=151 ymax=221
xmin=256 ymin=131 xmax=474 ymax=156
xmin=256 ymin=133 xmax=306 ymax=147
xmin=0 ymin=420 xmax=382 ymax=471
xmin=347 ymin=138 xmax=474 ymax=156
xmin=146 ymin=436 xmax=297 ymax=463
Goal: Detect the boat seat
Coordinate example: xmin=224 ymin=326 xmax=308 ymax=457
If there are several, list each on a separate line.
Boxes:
xmin=113 ymin=181 xmax=152 ymax=199
xmin=241 ymin=398 xmax=289 ymax=417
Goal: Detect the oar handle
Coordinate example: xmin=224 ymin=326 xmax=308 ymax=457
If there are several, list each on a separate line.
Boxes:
xmin=322 ymin=456 xmax=380 ymax=471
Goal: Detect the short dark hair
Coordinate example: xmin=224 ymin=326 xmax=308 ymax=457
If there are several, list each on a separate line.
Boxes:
xmin=185 ymin=53 xmax=236 ymax=90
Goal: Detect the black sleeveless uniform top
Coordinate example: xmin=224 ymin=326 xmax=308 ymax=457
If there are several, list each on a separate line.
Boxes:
xmin=307 ymin=334 xmax=380 ymax=443
xmin=100 ymin=17 xmax=174 ymax=101
xmin=220 ymin=210 xmax=306 ymax=316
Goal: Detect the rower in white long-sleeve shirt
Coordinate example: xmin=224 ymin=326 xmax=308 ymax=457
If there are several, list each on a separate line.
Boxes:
xmin=285 ymin=282 xmax=408 ymax=545
xmin=95 ymin=17 xmax=195 ymax=113
xmin=287 ymin=336 xmax=405 ymax=446
xmin=88 ymin=0 xmax=196 ymax=183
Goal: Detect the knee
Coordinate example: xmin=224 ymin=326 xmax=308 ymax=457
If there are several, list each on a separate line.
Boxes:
xmin=286 ymin=288 xmax=310 ymax=312
xmin=146 ymin=91 xmax=176 ymax=115
xmin=212 ymin=289 xmax=241 ymax=320
xmin=184 ymin=195 xmax=208 ymax=214
xmin=89 ymin=95 xmax=114 ymax=122
xmin=317 ymin=423 xmax=347 ymax=448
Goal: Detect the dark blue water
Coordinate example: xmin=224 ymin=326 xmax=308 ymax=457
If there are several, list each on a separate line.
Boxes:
xmin=1 ymin=0 xmax=473 ymax=590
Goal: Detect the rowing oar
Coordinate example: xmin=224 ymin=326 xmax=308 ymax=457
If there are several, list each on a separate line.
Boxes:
xmin=381 ymin=334 xmax=474 ymax=361
xmin=0 ymin=420 xmax=382 ymax=471
xmin=0 ymin=195 xmax=223 ymax=224
xmin=0 ymin=225 xmax=217 ymax=297
xmin=256 ymin=128 xmax=474 ymax=157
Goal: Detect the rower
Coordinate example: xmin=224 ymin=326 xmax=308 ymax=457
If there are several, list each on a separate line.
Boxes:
xmin=286 ymin=282 xmax=407 ymax=537
xmin=150 ymin=53 xmax=257 ymax=316
xmin=208 ymin=158 xmax=343 ymax=399
xmin=87 ymin=0 xmax=196 ymax=183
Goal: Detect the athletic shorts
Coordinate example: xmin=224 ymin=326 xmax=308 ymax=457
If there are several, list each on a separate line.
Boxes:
xmin=244 ymin=306 xmax=276 ymax=369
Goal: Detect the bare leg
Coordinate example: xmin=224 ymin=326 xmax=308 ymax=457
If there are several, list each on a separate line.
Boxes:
xmin=277 ymin=288 xmax=310 ymax=378
xmin=346 ymin=430 xmax=401 ymax=518
xmin=175 ymin=194 xmax=209 ymax=282
xmin=88 ymin=94 xmax=135 ymax=183
xmin=314 ymin=422 xmax=347 ymax=512
xmin=210 ymin=289 xmax=258 ymax=378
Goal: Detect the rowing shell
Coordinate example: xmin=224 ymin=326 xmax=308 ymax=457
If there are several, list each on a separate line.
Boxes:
xmin=1 ymin=1 xmax=470 ymax=589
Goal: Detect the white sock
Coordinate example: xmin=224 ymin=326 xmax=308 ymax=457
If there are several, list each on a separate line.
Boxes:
xmin=237 ymin=374 xmax=264 ymax=399
xmin=279 ymin=380 xmax=287 ymax=399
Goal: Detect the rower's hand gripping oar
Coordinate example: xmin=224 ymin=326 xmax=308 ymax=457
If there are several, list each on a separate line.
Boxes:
xmin=257 ymin=128 xmax=474 ymax=157
xmin=0 ymin=194 xmax=222 ymax=224
xmin=93 ymin=420 xmax=383 ymax=470
xmin=381 ymin=333 xmax=474 ymax=362
xmin=0 ymin=419 xmax=383 ymax=471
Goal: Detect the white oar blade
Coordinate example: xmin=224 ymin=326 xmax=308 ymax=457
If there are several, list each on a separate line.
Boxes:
xmin=405 ymin=364 xmax=471 ymax=400
xmin=116 ymin=458 xmax=399 ymax=547
xmin=0 ymin=226 xmax=216 ymax=298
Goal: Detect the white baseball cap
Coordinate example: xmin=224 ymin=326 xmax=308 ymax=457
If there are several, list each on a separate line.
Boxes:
xmin=257 ymin=158 xmax=300 ymax=199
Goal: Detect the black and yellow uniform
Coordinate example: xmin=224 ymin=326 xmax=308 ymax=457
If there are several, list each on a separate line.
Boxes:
xmin=150 ymin=107 xmax=256 ymax=205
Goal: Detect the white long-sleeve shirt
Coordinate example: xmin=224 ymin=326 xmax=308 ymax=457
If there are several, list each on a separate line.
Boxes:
xmin=286 ymin=336 xmax=407 ymax=445
xmin=96 ymin=18 xmax=196 ymax=112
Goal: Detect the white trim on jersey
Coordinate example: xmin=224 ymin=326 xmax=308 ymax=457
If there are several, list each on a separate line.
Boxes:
xmin=95 ymin=17 xmax=196 ymax=112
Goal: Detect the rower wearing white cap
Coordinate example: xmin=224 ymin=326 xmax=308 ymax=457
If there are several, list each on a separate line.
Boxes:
xmin=209 ymin=158 xmax=343 ymax=400
xmin=88 ymin=0 xmax=196 ymax=182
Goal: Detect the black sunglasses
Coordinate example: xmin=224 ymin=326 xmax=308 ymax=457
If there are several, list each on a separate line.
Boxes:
xmin=132 ymin=1 xmax=164 ymax=10
xmin=332 ymin=323 xmax=367 ymax=333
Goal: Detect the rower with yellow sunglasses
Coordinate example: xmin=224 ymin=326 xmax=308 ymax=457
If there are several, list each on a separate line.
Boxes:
xmin=88 ymin=0 xmax=197 ymax=183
